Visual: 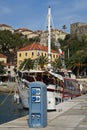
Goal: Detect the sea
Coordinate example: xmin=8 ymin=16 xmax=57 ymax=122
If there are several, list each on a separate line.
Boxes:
xmin=0 ymin=93 xmax=28 ymax=125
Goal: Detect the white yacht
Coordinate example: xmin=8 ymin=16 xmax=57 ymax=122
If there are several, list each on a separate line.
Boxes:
xmin=15 ymin=7 xmax=81 ymax=110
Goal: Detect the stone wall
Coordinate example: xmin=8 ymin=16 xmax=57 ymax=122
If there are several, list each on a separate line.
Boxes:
xmin=70 ymin=22 xmax=87 ymax=40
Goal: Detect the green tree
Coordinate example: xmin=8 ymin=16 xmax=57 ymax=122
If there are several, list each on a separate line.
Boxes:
xmin=52 ymin=58 xmax=62 ymax=71
xmin=62 ymin=25 xmax=67 ymax=32
xmin=37 ymin=55 xmax=48 ymax=70
xmin=66 ymin=51 xmax=87 ymax=77
xmin=19 ymin=58 xmax=35 ymax=71
xmin=0 ymin=30 xmax=31 ymax=63
xmin=0 ymin=63 xmax=6 ymax=74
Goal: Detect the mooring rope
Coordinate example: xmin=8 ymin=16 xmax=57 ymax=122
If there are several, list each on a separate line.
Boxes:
xmin=0 ymin=83 xmax=17 ymax=106
xmin=0 ymin=91 xmax=13 ymax=106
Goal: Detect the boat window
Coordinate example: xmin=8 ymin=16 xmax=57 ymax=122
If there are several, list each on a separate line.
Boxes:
xmin=29 ymin=76 xmax=35 ymax=82
xmin=8 ymin=71 xmax=10 ymax=74
xmin=64 ymin=79 xmax=80 ymax=96
xmin=49 ymin=78 xmax=55 ymax=85
xmin=24 ymin=76 xmax=35 ymax=82
xmin=42 ymin=75 xmax=49 ymax=85
xmin=35 ymin=76 xmax=42 ymax=81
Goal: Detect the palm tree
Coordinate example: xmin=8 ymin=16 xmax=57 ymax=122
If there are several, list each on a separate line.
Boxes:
xmin=19 ymin=58 xmax=35 ymax=71
xmin=52 ymin=58 xmax=62 ymax=71
xmin=0 ymin=62 xmax=6 ymax=74
xmin=37 ymin=55 xmax=48 ymax=70
xmin=66 ymin=51 xmax=86 ymax=77
xmin=62 ymin=25 xmax=67 ymax=32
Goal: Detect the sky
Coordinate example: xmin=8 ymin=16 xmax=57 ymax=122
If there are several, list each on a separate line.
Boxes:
xmin=0 ymin=0 xmax=87 ymax=33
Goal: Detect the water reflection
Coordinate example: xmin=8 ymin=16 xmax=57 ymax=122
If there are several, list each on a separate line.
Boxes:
xmin=0 ymin=93 xmax=28 ymax=124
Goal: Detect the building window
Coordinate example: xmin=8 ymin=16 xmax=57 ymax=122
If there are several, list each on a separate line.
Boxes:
xmin=53 ymin=55 xmax=55 ymax=58
xmin=37 ymin=51 xmax=40 ymax=56
xmin=41 ymin=53 xmax=43 ymax=56
xmin=32 ymin=52 xmax=34 ymax=57
xmin=8 ymin=71 xmax=10 ymax=74
xmin=25 ymin=52 xmax=28 ymax=56
xmin=56 ymin=55 xmax=58 ymax=58
xmin=19 ymin=53 xmax=21 ymax=57
xmin=8 ymin=65 xmax=10 ymax=68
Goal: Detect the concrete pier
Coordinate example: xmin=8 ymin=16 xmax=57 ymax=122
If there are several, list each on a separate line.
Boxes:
xmin=0 ymin=94 xmax=87 ymax=130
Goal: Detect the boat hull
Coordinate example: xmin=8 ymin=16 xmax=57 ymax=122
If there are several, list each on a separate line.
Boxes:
xmin=18 ymin=84 xmax=62 ymax=110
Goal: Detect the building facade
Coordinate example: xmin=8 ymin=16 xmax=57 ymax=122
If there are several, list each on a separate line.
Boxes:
xmin=17 ymin=43 xmax=59 ymax=69
xmin=0 ymin=24 xmax=14 ymax=33
xmin=0 ymin=53 xmax=15 ymax=80
xmin=15 ymin=28 xmax=40 ymax=39
xmin=40 ymin=28 xmax=67 ymax=46
xmin=0 ymin=53 xmax=7 ymax=63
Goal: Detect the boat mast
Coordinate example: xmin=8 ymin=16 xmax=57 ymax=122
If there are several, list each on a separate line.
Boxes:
xmin=47 ymin=6 xmax=51 ymax=70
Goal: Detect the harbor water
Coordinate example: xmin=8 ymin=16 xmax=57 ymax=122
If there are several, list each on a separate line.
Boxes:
xmin=0 ymin=93 xmax=28 ymax=124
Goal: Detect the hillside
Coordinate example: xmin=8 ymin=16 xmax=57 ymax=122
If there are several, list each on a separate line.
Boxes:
xmin=59 ymin=34 xmax=87 ymax=77
xmin=0 ymin=30 xmax=87 ymax=77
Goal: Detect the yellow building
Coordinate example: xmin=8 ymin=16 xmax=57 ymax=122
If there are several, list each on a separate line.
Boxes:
xmin=0 ymin=53 xmax=7 ymax=63
xmin=0 ymin=53 xmax=15 ymax=78
xmin=17 ymin=43 xmax=59 ymax=69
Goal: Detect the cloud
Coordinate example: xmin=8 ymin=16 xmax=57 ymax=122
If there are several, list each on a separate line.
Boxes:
xmin=0 ymin=5 xmax=12 ymax=15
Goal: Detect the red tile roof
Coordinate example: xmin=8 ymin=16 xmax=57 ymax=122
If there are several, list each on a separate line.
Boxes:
xmin=0 ymin=24 xmax=12 ymax=28
xmin=16 ymin=28 xmax=33 ymax=32
xmin=2 ymin=62 xmax=14 ymax=66
xmin=0 ymin=53 xmax=7 ymax=58
xmin=18 ymin=43 xmax=58 ymax=53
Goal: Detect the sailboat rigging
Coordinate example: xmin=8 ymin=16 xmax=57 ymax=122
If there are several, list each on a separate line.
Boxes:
xmin=14 ymin=7 xmax=81 ymax=110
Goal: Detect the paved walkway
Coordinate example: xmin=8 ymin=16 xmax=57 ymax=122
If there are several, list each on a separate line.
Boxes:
xmin=0 ymin=94 xmax=87 ymax=130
